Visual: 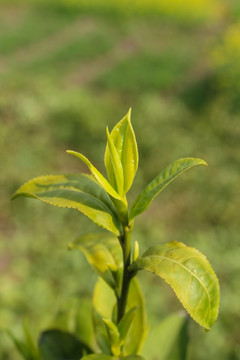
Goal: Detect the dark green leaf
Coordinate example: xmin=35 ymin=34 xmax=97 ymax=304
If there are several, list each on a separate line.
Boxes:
xmin=130 ymin=158 xmax=207 ymax=220
xmin=129 ymin=241 xmax=220 ymax=329
xmin=38 ymin=329 xmax=91 ymax=360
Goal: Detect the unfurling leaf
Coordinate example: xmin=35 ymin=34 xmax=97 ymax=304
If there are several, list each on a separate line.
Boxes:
xmin=129 ymin=241 xmax=219 ymax=329
xmin=106 ymin=127 xmax=124 ymax=196
xmin=69 ymin=233 xmax=123 ymax=292
xmin=12 ymin=174 xmax=120 ymax=235
xmin=129 ymin=158 xmax=207 ymax=220
xmin=105 ymin=109 xmax=138 ymax=194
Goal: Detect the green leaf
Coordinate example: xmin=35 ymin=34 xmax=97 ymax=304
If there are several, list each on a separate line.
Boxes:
xmin=106 ymin=127 xmax=124 ymax=196
xmin=105 ymin=109 xmax=138 ymax=194
xmin=69 ymin=233 xmax=123 ymax=292
xmin=12 ymin=174 xmax=120 ymax=235
xmin=93 ymin=278 xmax=147 ymax=356
xmin=38 ymin=329 xmax=92 ymax=360
xmin=129 ymin=241 xmax=220 ymax=329
xmin=129 ymin=157 xmax=207 ymax=220
xmin=142 ymin=312 xmax=189 ymax=360
xmin=66 ymin=150 xmax=123 ymax=200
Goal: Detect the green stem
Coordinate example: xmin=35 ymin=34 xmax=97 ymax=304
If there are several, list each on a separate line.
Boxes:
xmin=117 ymin=226 xmax=132 ymax=323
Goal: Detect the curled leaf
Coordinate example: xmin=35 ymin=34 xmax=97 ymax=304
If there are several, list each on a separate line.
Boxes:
xmin=105 ymin=109 xmax=138 ymax=194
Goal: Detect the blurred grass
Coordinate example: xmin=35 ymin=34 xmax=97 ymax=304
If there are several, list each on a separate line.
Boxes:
xmin=0 ymin=1 xmax=240 ymax=359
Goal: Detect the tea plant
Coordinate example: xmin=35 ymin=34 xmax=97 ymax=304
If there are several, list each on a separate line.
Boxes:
xmin=11 ymin=109 xmax=219 ymax=360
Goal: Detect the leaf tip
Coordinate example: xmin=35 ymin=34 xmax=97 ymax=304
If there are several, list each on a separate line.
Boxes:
xmin=127 ymin=107 xmax=132 ymax=122
xmin=200 ymin=159 xmax=208 ymax=167
xmin=106 ymin=126 xmax=111 ymax=138
xmin=66 ymin=149 xmax=73 ymax=155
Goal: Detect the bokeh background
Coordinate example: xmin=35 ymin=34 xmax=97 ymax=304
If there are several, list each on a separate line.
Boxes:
xmin=1 ymin=0 xmax=240 ymax=359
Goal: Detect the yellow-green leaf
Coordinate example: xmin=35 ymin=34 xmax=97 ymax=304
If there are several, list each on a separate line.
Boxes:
xmin=129 ymin=242 xmax=220 ymax=329
xmin=106 ymin=127 xmax=124 ymax=196
xmin=69 ymin=233 xmax=123 ymax=292
xmin=12 ymin=174 xmax=120 ymax=235
xmin=67 ymin=150 xmax=123 ymax=200
xmin=105 ymin=109 xmax=138 ymax=194
xmin=130 ymin=158 xmax=207 ymax=220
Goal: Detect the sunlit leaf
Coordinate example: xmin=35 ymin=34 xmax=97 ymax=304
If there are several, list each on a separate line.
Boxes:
xmin=69 ymin=233 xmax=123 ymax=291
xmin=67 ymin=150 xmax=123 ymax=200
xmin=129 ymin=158 xmax=207 ymax=220
xmin=12 ymin=174 xmax=120 ymax=235
xmin=38 ymin=329 xmax=91 ymax=360
xmin=105 ymin=109 xmax=138 ymax=193
xmin=129 ymin=242 xmax=219 ymax=329
xmin=142 ymin=312 xmax=189 ymax=360
xmin=106 ymin=127 xmax=124 ymax=196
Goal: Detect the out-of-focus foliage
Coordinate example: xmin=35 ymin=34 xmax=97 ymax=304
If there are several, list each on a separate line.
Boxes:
xmin=0 ymin=0 xmax=240 ymax=359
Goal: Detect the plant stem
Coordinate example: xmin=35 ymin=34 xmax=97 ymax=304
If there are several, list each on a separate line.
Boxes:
xmin=117 ymin=226 xmax=132 ymax=323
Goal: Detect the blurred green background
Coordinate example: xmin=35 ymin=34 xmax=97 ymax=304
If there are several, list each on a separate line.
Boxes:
xmin=1 ymin=0 xmax=240 ymax=359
